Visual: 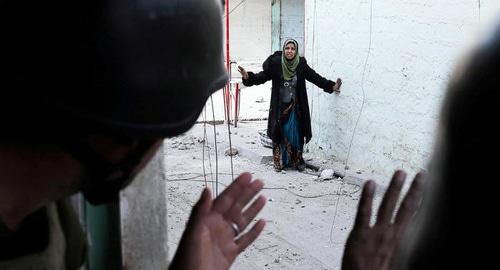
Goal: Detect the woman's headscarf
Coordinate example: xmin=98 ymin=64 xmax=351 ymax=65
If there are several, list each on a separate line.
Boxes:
xmin=281 ymin=39 xmax=299 ymax=81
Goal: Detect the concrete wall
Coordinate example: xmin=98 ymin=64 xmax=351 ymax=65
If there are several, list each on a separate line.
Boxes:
xmin=228 ymin=0 xmax=272 ymax=64
xmin=202 ymin=0 xmax=273 ymax=123
xmin=281 ymin=0 xmax=305 ymax=55
xmin=120 ymin=144 xmax=168 ymax=269
xmin=304 ymin=0 xmax=500 ymax=184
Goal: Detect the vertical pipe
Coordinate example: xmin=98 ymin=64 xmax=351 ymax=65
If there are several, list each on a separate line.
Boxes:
xmin=86 ymin=197 xmax=122 ymax=270
xmin=222 ymin=86 xmax=228 ymax=121
xmin=234 ymin=83 xmax=239 ymax=127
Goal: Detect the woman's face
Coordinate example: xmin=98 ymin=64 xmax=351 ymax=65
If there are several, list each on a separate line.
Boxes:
xmin=284 ymin=43 xmax=297 ymax=60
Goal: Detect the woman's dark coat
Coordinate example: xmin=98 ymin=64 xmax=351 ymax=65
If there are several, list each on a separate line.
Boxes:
xmin=242 ymin=51 xmax=335 ymax=144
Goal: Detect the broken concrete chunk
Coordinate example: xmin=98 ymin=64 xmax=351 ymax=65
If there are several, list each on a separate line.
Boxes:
xmin=255 ymin=96 xmax=265 ymax=103
xmin=224 ymin=147 xmax=239 ymax=156
xmin=320 ymin=169 xmax=334 ymax=180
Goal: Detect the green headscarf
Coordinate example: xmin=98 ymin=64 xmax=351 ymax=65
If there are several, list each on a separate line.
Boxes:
xmin=281 ymin=39 xmax=299 ymax=81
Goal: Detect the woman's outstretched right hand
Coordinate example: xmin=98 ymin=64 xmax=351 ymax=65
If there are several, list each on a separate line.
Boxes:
xmin=238 ymin=66 xmax=249 ymax=80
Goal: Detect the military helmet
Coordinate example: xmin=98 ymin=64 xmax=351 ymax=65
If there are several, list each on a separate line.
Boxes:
xmin=0 ymin=0 xmax=227 ymax=204
xmin=1 ymin=0 xmax=228 ymax=139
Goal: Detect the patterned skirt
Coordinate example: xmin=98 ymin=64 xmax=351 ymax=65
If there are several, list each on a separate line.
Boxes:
xmin=272 ymin=101 xmax=305 ymax=171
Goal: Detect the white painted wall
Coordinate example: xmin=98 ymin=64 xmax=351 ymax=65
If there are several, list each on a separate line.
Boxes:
xmin=200 ymin=0 xmax=273 ymax=123
xmin=304 ymin=0 xmax=500 ymax=184
xmin=228 ymin=0 xmax=272 ymax=64
xmin=281 ymin=0 xmax=305 ymax=55
xmin=120 ymin=145 xmax=168 ymax=269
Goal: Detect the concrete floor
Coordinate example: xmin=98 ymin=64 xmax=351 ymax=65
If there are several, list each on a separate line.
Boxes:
xmin=163 ymin=121 xmax=388 ymax=269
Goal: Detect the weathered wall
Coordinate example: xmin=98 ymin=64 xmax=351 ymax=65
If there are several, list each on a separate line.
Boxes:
xmin=202 ymin=0 xmax=273 ymax=123
xmin=120 ymin=144 xmax=168 ymax=269
xmin=281 ymin=0 xmax=305 ymax=55
xmin=304 ymin=0 xmax=500 ymax=184
xmin=228 ymin=0 xmax=272 ymax=63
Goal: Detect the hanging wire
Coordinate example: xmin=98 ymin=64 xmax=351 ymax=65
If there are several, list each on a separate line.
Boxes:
xmin=202 ymin=105 xmax=217 ymax=193
xmin=227 ymin=118 xmax=235 ymax=181
xmin=310 ymin=0 xmax=318 ymax=119
xmin=210 ymin=96 xmax=220 ymax=196
xmin=478 ymin=0 xmax=481 ymax=23
xmin=223 ymin=0 xmax=248 ymax=17
xmin=208 ymin=145 xmax=216 ymax=194
xmin=165 ymin=173 xmax=362 ymax=199
xmin=202 ymin=107 xmax=208 ymax=188
xmin=330 ymin=0 xmax=373 ymax=243
xmin=226 ymin=89 xmax=235 ymax=182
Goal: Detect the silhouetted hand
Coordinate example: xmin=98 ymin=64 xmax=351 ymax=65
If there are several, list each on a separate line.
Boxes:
xmin=333 ymin=78 xmax=342 ymax=93
xmin=342 ymin=170 xmax=424 ymax=270
xmin=238 ymin=66 xmax=249 ymax=80
xmin=169 ymin=172 xmax=266 ymax=270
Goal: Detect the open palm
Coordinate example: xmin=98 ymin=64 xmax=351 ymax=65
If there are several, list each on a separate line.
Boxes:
xmin=342 ymin=171 xmax=424 ymax=270
xmin=169 ymin=172 xmax=266 ymax=270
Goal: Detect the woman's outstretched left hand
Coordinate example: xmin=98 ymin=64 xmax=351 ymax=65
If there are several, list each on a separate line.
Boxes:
xmin=238 ymin=66 xmax=249 ymax=80
xmin=333 ymin=78 xmax=342 ymax=93
xmin=169 ymin=172 xmax=267 ymax=270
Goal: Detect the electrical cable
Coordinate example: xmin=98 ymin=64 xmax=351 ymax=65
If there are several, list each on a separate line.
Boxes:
xmin=206 ymin=129 xmax=216 ymax=194
xmin=227 ymin=113 xmax=235 ymax=182
xmin=329 ymin=0 xmax=373 ymax=243
xmin=310 ymin=0 xmax=317 ymax=119
xmin=226 ymin=0 xmax=248 ymax=16
xmin=164 ymin=173 xmax=362 ymax=199
xmin=201 ymin=106 xmax=216 ymax=193
xmin=210 ymin=96 xmax=220 ymax=196
xmin=202 ymin=107 xmax=208 ymax=188
xmin=478 ymin=0 xmax=481 ymax=23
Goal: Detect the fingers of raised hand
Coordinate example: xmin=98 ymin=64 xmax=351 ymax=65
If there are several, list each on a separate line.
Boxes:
xmin=225 ymin=179 xmax=264 ymax=228
xmin=239 ymin=195 xmax=266 ymax=232
xmin=375 ymin=170 xmax=406 ymax=226
xmin=212 ymin=172 xmax=266 ymax=239
xmin=394 ymin=172 xmax=425 ymax=233
xmin=353 ymin=180 xmax=376 ymax=229
xmin=229 ymin=181 xmax=265 ymax=234
xmin=213 ymin=172 xmax=253 ymax=214
xmin=235 ymin=219 xmax=266 ymax=252
xmin=193 ymin=188 xmax=213 ymax=218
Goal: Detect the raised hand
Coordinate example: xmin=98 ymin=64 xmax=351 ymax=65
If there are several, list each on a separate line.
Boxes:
xmin=169 ymin=172 xmax=267 ymax=270
xmin=342 ymin=170 xmax=424 ymax=270
xmin=238 ymin=66 xmax=249 ymax=80
xmin=333 ymin=78 xmax=342 ymax=93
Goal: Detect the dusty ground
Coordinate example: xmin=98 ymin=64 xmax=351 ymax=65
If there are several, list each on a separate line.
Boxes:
xmin=164 ymin=121 xmax=385 ymax=270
